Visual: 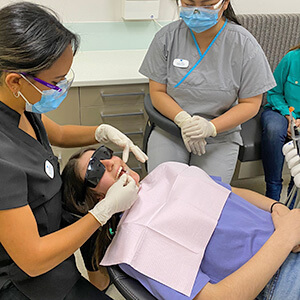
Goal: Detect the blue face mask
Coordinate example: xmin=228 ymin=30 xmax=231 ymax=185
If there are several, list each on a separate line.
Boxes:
xmin=180 ymin=6 xmax=221 ymax=33
xmin=19 ymin=72 xmax=73 ymax=114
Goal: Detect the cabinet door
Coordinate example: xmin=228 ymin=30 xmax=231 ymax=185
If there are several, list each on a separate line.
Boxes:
xmin=45 ymin=87 xmax=81 ymax=169
xmin=80 ymin=84 xmax=149 ymax=178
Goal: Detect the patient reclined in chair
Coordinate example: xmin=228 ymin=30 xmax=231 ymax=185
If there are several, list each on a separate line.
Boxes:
xmin=63 ymin=150 xmax=300 ymax=300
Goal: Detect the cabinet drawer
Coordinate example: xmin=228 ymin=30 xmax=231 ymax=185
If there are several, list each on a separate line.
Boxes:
xmin=80 ymin=106 xmax=147 ymax=130
xmin=80 ymin=85 xmax=148 ymax=107
xmin=45 ymin=87 xmax=80 ymax=125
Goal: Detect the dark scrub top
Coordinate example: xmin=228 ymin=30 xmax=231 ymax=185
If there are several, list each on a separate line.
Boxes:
xmin=0 ymin=101 xmax=80 ymax=300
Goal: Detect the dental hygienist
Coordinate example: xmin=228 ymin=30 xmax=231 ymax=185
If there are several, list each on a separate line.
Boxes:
xmin=0 ymin=2 xmax=146 ymax=300
xmin=141 ymin=0 xmax=276 ymax=183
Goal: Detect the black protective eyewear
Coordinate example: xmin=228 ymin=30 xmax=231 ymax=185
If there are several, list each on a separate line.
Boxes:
xmin=84 ymin=146 xmax=114 ymax=188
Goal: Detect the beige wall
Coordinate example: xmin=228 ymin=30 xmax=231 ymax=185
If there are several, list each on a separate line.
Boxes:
xmin=0 ymin=0 xmax=299 ymax=23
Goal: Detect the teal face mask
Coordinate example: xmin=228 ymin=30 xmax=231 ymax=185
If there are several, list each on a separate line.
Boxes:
xmin=19 ymin=69 xmax=74 ymax=114
xmin=180 ymin=6 xmax=221 ymax=33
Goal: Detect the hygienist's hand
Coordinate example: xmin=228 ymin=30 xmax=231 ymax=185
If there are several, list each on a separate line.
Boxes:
xmin=88 ymin=174 xmax=139 ymax=226
xmin=95 ymin=124 xmax=148 ymax=163
xmin=183 ymin=115 xmax=217 ymax=139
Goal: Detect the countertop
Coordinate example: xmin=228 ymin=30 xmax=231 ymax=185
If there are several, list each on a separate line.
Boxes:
xmin=72 ymin=49 xmax=149 ymax=87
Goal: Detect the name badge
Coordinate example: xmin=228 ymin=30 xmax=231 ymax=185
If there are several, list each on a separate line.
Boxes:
xmin=173 ymin=58 xmax=189 ymax=68
xmin=45 ymin=160 xmax=54 ymax=179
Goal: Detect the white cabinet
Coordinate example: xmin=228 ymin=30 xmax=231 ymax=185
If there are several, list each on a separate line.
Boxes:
xmin=80 ymin=83 xmax=149 ymax=177
xmin=45 ymin=87 xmax=81 ymax=170
xmin=46 ymin=84 xmax=149 ymax=177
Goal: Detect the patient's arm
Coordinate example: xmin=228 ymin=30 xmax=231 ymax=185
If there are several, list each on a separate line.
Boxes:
xmin=231 ymin=187 xmax=289 ymax=213
xmin=195 ymin=209 xmax=300 ymax=300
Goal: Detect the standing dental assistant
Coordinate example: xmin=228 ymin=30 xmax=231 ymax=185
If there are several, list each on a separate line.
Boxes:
xmin=141 ymin=0 xmax=275 ymax=183
xmin=0 ymin=2 xmax=146 ymax=300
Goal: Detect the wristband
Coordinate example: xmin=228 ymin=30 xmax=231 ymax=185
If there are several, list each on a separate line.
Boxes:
xmin=270 ymin=201 xmax=286 ymax=213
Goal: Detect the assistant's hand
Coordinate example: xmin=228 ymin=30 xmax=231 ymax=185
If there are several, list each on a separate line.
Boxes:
xmin=188 ymin=138 xmax=207 ymax=156
xmin=182 ymin=115 xmax=217 ymax=139
xmin=88 ymin=174 xmax=139 ymax=226
xmin=95 ymin=124 xmax=148 ymax=163
xmin=174 ymin=111 xmax=207 ymax=156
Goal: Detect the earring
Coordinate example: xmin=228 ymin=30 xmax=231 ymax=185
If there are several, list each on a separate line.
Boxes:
xmin=13 ymin=91 xmax=20 ymax=98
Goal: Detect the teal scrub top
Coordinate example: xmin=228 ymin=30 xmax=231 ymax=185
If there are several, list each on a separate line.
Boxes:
xmin=265 ymin=49 xmax=300 ymax=118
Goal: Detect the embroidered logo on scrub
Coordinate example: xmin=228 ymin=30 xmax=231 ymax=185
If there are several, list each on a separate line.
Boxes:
xmin=45 ymin=160 xmax=54 ymax=179
xmin=173 ymin=58 xmax=189 ymax=68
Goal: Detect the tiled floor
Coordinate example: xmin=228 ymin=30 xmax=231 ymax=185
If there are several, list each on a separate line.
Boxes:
xmin=75 ymin=173 xmax=292 ymax=300
xmin=231 ymin=173 xmax=291 ymax=202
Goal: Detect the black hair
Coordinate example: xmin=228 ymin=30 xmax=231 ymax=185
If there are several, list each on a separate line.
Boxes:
xmin=289 ymin=43 xmax=300 ymax=51
xmin=0 ymin=2 xmax=79 ymax=79
xmin=62 ymin=148 xmax=120 ymax=269
xmin=223 ymin=2 xmax=240 ymax=25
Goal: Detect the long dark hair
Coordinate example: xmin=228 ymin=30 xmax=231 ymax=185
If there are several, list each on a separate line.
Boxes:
xmin=0 ymin=2 xmax=79 ymax=79
xmin=176 ymin=0 xmax=240 ymax=25
xmin=223 ymin=2 xmax=240 ymax=25
xmin=62 ymin=148 xmax=120 ymax=269
xmin=289 ymin=43 xmax=300 ymax=51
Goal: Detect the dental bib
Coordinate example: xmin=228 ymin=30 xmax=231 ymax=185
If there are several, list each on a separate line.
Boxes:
xmin=101 ymin=162 xmax=230 ymax=296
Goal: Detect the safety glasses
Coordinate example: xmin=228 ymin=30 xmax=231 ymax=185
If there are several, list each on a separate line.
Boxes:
xmin=180 ymin=0 xmax=224 ymax=14
xmin=84 ymin=146 xmax=114 ymax=188
xmin=20 ymin=68 xmax=75 ymax=93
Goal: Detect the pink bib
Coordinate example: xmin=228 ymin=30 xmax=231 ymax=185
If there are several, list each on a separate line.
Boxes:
xmin=101 ymin=162 xmax=230 ymax=296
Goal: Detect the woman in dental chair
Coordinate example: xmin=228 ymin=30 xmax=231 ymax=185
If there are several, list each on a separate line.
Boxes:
xmin=62 ymin=145 xmax=300 ymax=300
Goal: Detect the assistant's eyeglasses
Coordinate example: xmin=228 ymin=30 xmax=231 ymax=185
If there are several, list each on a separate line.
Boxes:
xmin=84 ymin=146 xmax=114 ymax=188
xmin=180 ymin=0 xmax=224 ymax=13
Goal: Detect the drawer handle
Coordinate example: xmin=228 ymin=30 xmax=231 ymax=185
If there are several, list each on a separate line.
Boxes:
xmin=101 ymin=110 xmax=144 ymax=118
xmin=131 ymin=165 xmax=142 ymax=171
xmin=100 ymin=91 xmax=145 ymax=98
xmin=113 ymin=152 xmax=143 ymax=162
xmin=125 ymin=130 xmax=143 ymax=136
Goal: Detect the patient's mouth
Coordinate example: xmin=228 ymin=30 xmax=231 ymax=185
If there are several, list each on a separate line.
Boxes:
xmin=116 ymin=166 xmax=127 ymax=179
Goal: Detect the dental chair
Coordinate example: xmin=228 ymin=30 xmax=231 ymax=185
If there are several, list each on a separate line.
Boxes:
xmin=107 ymin=265 xmax=157 ymax=300
xmin=107 ymin=13 xmax=300 ymax=300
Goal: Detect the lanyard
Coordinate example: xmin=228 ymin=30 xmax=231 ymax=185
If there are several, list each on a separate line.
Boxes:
xmin=174 ymin=19 xmax=228 ymax=88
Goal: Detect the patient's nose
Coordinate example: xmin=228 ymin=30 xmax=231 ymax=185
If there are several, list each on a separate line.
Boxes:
xmin=101 ymin=159 xmax=114 ymax=171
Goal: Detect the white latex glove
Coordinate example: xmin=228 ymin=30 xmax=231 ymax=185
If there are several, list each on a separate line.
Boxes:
xmin=95 ymin=124 xmax=148 ymax=163
xmin=89 ymin=174 xmax=139 ymax=226
xmin=174 ymin=111 xmax=192 ymax=128
xmin=174 ymin=111 xmax=193 ymax=153
xmin=174 ymin=111 xmax=207 ymax=155
xmin=189 ymin=138 xmax=207 ymax=156
xmin=182 ymin=115 xmax=217 ymax=139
